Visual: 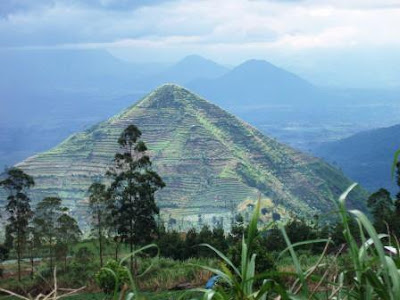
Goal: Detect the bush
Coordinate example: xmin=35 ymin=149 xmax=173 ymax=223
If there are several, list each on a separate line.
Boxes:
xmin=74 ymin=246 xmax=95 ymax=264
xmin=64 ymin=247 xmax=97 ymax=286
xmin=95 ymin=260 xmax=129 ymax=294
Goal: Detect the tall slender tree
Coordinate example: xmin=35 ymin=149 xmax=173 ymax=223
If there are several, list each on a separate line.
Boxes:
xmin=56 ymin=212 xmax=82 ymax=271
xmin=33 ymin=197 xmax=65 ymax=272
xmin=108 ymin=125 xmax=165 ymax=272
xmin=26 ymin=225 xmax=41 ymax=278
xmin=88 ymin=182 xmax=109 ymax=267
xmin=0 ymin=167 xmax=34 ymax=281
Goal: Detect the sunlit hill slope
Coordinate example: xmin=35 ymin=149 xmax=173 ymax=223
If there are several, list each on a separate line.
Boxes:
xmin=2 ymin=84 xmax=367 ymax=230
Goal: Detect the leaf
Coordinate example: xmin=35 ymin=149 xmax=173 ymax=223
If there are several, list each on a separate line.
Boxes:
xmin=339 ymin=183 xmax=358 ymax=206
xmin=278 ymin=223 xmax=308 ymax=296
xmin=198 ymin=243 xmax=241 ymax=278
xmin=188 ymin=263 xmax=233 ymax=286
xmin=278 ymin=239 xmax=331 ymax=259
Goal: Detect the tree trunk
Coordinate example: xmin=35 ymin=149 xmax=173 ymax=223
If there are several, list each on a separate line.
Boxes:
xmin=64 ymin=254 xmax=67 ymax=272
xmin=98 ymin=212 xmax=103 ymax=267
xmin=130 ymin=222 xmax=133 ymax=274
xmin=134 ymin=246 xmax=138 ymax=276
xmin=49 ymin=238 xmax=53 ymax=272
xmin=115 ymin=240 xmax=119 ymax=261
xmin=17 ymin=232 xmax=21 ymax=281
xmin=30 ymin=251 xmax=34 ymax=278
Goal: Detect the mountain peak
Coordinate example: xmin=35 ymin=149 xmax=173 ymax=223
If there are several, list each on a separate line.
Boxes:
xmin=9 ymin=85 xmax=367 ymax=230
xmin=158 ymin=55 xmax=228 ymax=82
xmin=178 ymin=54 xmax=211 ymax=64
xmin=186 ymin=58 xmax=314 ymax=106
xmin=155 ymin=83 xmax=185 ymax=91
xmin=232 ymin=59 xmax=298 ymax=77
xmin=238 ymin=59 xmax=277 ymax=69
xmin=137 ymin=83 xmax=204 ymax=109
xmin=149 ymin=83 xmax=192 ymax=99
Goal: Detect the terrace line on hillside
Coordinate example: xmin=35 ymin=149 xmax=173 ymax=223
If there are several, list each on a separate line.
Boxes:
xmin=1 ymin=84 xmax=367 ymax=231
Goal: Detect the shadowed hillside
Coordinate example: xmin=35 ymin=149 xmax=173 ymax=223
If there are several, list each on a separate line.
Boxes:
xmin=314 ymin=124 xmax=400 ymax=193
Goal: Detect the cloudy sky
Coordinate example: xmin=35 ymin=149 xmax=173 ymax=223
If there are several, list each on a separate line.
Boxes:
xmin=1 ymin=0 xmax=400 ymax=87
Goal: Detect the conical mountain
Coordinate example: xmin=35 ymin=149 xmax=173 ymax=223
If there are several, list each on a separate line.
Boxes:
xmin=187 ymin=59 xmax=317 ymax=107
xmin=4 ymin=84 xmax=366 ymax=229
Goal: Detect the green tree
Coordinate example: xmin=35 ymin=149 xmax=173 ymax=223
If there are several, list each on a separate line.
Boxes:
xmin=33 ymin=197 xmax=65 ymax=271
xmin=104 ymin=195 xmax=122 ymax=261
xmin=212 ymin=225 xmax=228 ymax=253
xmin=4 ymin=224 xmax=14 ymax=250
xmin=88 ymin=182 xmax=109 ymax=267
xmin=197 ymin=225 xmax=214 ymax=257
xmin=0 ymin=167 xmax=34 ymax=281
xmin=108 ymin=125 xmax=165 ymax=272
xmin=229 ymin=214 xmax=245 ymax=244
xmin=69 ymin=247 xmax=96 ymax=286
xmin=26 ymin=225 xmax=41 ymax=278
xmin=56 ymin=213 xmax=81 ymax=271
xmin=367 ymin=188 xmax=393 ymax=232
xmin=391 ymin=162 xmax=400 ymax=237
xmin=183 ymin=228 xmax=198 ymax=259
xmin=0 ymin=244 xmax=9 ymax=277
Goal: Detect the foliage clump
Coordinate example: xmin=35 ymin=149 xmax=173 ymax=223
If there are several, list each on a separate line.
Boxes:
xmin=95 ymin=260 xmax=130 ymax=294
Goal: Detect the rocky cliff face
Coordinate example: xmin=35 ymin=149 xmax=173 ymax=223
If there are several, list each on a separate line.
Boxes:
xmin=2 ymin=84 xmax=366 ymax=230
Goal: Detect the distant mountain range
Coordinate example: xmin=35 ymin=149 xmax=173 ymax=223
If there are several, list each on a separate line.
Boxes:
xmin=1 ymin=49 xmax=400 ymax=172
xmin=0 ymin=50 xmax=229 ymax=168
xmin=1 ymin=85 xmax=367 ymax=230
xmin=313 ymin=124 xmax=400 ymax=194
xmin=136 ymin=54 xmax=229 ymax=90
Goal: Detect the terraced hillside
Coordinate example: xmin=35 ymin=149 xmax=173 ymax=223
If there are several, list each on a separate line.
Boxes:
xmin=1 ymin=84 xmax=367 ymax=230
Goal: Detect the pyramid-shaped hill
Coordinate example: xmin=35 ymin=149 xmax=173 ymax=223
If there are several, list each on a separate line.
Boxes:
xmin=7 ymin=84 xmax=366 ymax=229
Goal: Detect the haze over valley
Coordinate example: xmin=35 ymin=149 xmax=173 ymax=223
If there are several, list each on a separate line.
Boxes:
xmin=2 ymin=50 xmax=400 ymax=164
xmin=1 ymin=49 xmax=400 ymax=197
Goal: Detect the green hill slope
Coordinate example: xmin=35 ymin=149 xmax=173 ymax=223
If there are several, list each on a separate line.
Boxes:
xmin=2 ymin=84 xmax=367 ymax=230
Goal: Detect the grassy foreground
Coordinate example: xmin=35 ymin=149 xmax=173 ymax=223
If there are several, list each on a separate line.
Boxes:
xmin=87 ymin=184 xmax=400 ymax=299
xmin=0 ymin=291 xmax=191 ymax=300
xmin=2 ymin=183 xmax=400 ymax=299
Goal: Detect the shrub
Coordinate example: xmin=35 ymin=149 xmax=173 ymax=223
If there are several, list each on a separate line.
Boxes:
xmin=75 ymin=246 xmax=95 ymax=264
xmin=65 ymin=247 xmax=97 ymax=287
xmin=95 ymin=260 xmax=130 ymax=294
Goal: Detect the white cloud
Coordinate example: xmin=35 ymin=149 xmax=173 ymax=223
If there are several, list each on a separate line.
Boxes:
xmin=0 ymin=0 xmax=400 ymax=63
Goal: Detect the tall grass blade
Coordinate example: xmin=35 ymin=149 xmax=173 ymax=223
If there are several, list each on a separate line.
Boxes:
xmin=198 ymin=243 xmax=241 ymax=277
xmin=279 ymin=223 xmax=308 ymax=296
xmin=188 ymin=263 xmax=233 ymax=286
xmin=246 ymin=196 xmax=261 ymax=248
xmin=386 ymin=256 xmax=400 ymax=297
xmin=339 ymin=183 xmax=358 ymax=205
xmin=278 ymin=239 xmax=330 ymax=259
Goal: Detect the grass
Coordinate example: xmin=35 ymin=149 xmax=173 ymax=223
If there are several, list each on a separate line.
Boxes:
xmin=172 ymin=182 xmax=400 ymax=299
xmin=0 ymin=253 xmax=216 ymax=299
xmin=2 ymin=175 xmax=400 ymax=299
xmin=0 ymin=291 xmax=192 ymax=300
